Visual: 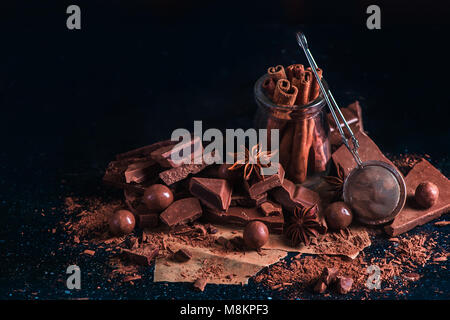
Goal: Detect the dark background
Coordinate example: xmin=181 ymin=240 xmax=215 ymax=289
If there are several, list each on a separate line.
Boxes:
xmin=0 ymin=1 xmax=449 ymax=300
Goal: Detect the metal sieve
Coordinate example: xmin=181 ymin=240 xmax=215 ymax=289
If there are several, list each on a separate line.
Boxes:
xmin=296 ymin=32 xmax=406 ymax=225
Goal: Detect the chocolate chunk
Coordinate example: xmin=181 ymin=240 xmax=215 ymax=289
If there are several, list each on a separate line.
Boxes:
xmin=332 ymin=131 xmax=397 ymax=178
xmin=245 ymin=163 xmax=285 ymax=199
xmin=270 ymin=179 xmax=319 ymax=212
xmin=124 ymin=161 xmax=158 ymax=184
xmin=319 ymin=267 xmax=338 ymax=286
xmin=160 ymin=198 xmax=203 ymax=227
xmin=328 ymin=101 xmax=364 ymax=150
xmin=158 ymin=151 xmax=215 ymax=185
xmin=193 ymin=277 xmax=208 ymax=292
xmin=103 ymin=158 xmax=160 ymax=192
xmin=189 ymin=177 xmax=232 ymax=211
xmin=336 ymin=276 xmax=353 ymax=294
xmin=151 ymin=135 xmax=202 ymax=168
xmin=385 ymin=159 xmax=450 ymax=236
xmin=138 ymin=213 xmax=159 ymax=229
xmin=313 ymin=280 xmax=327 ymax=294
xmin=403 ymin=272 xmax=421 ymax=281
xmin=258 ymin=201 xmax=282 ymax=216
xmin=230 ymin=193 xmax=268 ymax=208
xmin=173 ymin=249 xmax=192 ymax=262
xmin=122 ymin=246 xmax=159 ymax=266
xmin=116 ymin=139 xmax=177 ymax=160
xmin=204 ymin=206 xmax=284 ymax=234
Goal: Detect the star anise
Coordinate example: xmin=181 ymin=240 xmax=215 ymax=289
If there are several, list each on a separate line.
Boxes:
xmin=323 ymin=164 xmax=345 ymax=200
xmin=285 ymin=204 xmax=326 ymax=246
xmin=228 ymin=144 xmax=277 ymax=181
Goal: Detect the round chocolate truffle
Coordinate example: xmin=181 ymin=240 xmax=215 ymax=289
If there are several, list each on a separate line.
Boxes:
xmin=143 ymin=184 xmax=174 ymax=211
xmin=109 ymin=209 xmax=135 ymax=236
xmin=415 ymin=182 xmax=439 ymax=208
xmin=243 ymin=221 xmax=269 ymax=249
xmin=324 ymin=201 xmax=353 ymax=230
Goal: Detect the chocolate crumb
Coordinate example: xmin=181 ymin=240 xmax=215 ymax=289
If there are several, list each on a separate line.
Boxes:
xmin=193 ymin=278 xmax=208 ymax=292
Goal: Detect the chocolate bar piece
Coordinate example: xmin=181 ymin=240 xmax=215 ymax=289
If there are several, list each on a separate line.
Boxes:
xmin=138 ymin=213 xmax=159 ymax=229
xmin=270 ymin=179 xmax=319 ymax=212
xmin=332 ymin=131 xmax=397 ymax=178
xmin=122 ymin=246 xmax=159 ymax=266
xmin=189 ymin=177 xmax=232 ymax=211
xmin=125 ymin=161 xmax=158 ymax=184
xmin=160 ymin=197 xmax=203 ymax=227
xmin=204 ymin=206 xmax=284 ymax=234
xmin=384 ymin=159 xmax=450 ymax=236
xmin=328 ymin=101 xmax=364 ymax=151
xmin=193 ymin=278 xmax=208 ymax=292
xmin=258 ymin=201 xmax=282 ymax=216
xmin=230 ymin=192 xmax=268 ymax=207
xmin=151 ymin=135 xmax=202 ymax=168
xmin=158 ymin=151 xmax=215 ymax=186
xmin=116 ymin=139 xmax=177 ymax=160
xmin=245 ymin=163 xmax=285 ymax=199
xmin=103 ymin=158 xmax=160 ymax=192
xmin=173 ymin=249 xmax=192 ymax=262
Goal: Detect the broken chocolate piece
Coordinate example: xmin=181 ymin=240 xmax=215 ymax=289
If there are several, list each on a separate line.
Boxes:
xmin=124 ymin=161 xmax=157 ymax=184
xmin=385 ymin=159 xmax=450 ymax=236
xmin=332 ymin=131 xmax=397 ymax=178
xmin=116 ymin=139 xmax=177 ymax=160
xmin=189 ymin=177 xmax=232 ymax=211
xmin=403 ymin=272 xmax=421 ymax=281
xmin=204 ymin=206 xmax=284 ymax=234
xmin=336 ymin=276 xmax=353 ymax=294
xmin=258 ymin=201 xmax=282 ymax=216
xmin=313 ymin=280 xmax=327 ymax=294
xmin=173 ymin=249 xmax=192 ymax=262
xmin=138 ymin=213 xmax=159 ymax=229
xmin=103 ymin=158 xmax=160 ymax=192
xmin=270 ymin=179 xmax=319 ymax=212
xmin=328 ymin=101 xmax=364 ymax=150
xmin=319 ymin=267 xmax=338 ymax=286
xmin=230 ymin=193 xmax=268 ymax=208
xmin=158 ymin=152 xmax=215 ymax=185
xmin=160 ymin=198 xmax=203 ymax=227
xmin=122 ymin=246 xmax=159 ymax=266
xmin=245 ymin=163 xmax=285 ymax=199
xmin=151 ymin=135 xmax=202 ymax=168
xmin=193 ymin=277 xmax=208 ymax=292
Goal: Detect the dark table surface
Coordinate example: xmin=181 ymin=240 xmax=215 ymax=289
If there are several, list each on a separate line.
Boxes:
xmin=0 ymin=1 xmax=449 ymax=300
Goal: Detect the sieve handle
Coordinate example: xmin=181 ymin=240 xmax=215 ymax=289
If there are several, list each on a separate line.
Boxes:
xmin=296 ymin=32 xmax=362 ymax=167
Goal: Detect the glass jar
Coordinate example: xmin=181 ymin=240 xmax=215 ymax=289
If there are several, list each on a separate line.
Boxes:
xmin=254 ymin=74 xmax=331 ymax=187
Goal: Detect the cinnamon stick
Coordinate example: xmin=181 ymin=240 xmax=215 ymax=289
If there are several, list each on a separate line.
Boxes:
xmin=273 ymin=79 xmax=298 ymax=107
xmin=307 ymin=67 xmax=323 ymax=101
xmin=272 ymin=79 xmax=298 ymax=169
xmin=267 ymin=65 xmax=287 ymax=83
xmin=286 ymin=64 xmax=304 ymax=82
xmin=288 ymin=71 xmax=314 ymax=183
xmin=292 ymin=70 xmax=312 ymax=106
xmin=262 ymin=77 xmax=276 ymax=100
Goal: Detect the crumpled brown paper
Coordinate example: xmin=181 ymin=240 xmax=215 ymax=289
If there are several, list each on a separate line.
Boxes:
xmin=153 ymin=224 xmax=370 ymax=285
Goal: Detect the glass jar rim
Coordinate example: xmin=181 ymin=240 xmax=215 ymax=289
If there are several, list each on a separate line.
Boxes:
xmin=254 ymin=74 xmax=326 ymax=112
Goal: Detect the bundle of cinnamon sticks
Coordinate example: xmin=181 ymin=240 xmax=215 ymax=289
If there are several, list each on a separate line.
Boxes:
xmin=262 ymin=64 xmax=329 ymax=183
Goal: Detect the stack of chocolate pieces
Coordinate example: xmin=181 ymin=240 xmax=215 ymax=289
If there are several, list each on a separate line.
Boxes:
xmin=103 ymin=136 xmax=323 ymax=235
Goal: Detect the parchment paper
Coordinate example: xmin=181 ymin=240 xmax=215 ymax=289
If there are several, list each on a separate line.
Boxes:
xmin=153 ymin=224 xmax=370 ymax=285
